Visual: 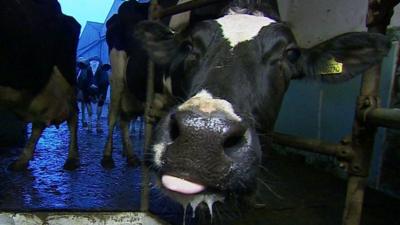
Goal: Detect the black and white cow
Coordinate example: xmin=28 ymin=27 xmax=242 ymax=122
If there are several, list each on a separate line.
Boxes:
xmin=133 ymin=0 xmax=390 ymax=220
xmin=103 ymin=1 xmax=152 ymax=168
xmin=102 ymin=0 xmax=228 ymax=168
xmin=77 ymin=57 xmax=110 ymax=131
xmin=0 ymin=0 xmax=81 ymax=170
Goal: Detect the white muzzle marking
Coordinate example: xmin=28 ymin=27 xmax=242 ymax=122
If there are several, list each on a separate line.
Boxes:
xmin=178 ymin=89 xmax=242 ymax=122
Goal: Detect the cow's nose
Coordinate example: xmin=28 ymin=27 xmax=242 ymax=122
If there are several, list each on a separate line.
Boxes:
xmin=168 ymin=110 xmax=248 ymax=156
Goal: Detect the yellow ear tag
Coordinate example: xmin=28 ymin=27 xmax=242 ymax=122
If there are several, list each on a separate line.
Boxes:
xmin=319 ymin=58 xmax=343 ymax=75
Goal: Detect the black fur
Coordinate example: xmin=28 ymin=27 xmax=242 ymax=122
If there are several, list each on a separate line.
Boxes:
xmin=0 ymin=0 xmax=80 ymax=94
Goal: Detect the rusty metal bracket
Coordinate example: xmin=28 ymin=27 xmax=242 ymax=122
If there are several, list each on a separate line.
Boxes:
xmin=358 ymin=95 xmax=380 ymax=126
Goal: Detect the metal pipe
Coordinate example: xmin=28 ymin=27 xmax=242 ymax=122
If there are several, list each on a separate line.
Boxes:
xmin=141 ymin=0 xmax=159 ymax=212
xmin=341 ymin=62 xmax=381 ymax=225
xmin=365 ymin=108 xmax=400 ymax=129
xmin=340 ymin=0 xmax=398 ymax=220
xmin=342 ymin=176 xmax=368 ymax=225
xmin=342 ymin=7 xmax=385 ymax=222
xmin=153 ymin=0 xmax=229 ymax=19
xmin=272 ymin=132 xmax=353 ymax=160
xmin=140 ymin=59 xmax=154 ymax=212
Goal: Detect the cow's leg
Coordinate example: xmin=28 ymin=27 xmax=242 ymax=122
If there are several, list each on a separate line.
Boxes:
xmin=129 ymin=120 xmax=134 ymax=135
xmin=81 ymin=101 xmax=87 ymax=127
xmin=102 ymin=102 xmax=118 ymax=168
xmin=86 ymin=102 xmax=93 ymax=129
xmin=64 ymin=109 xmax=79 ymax=170
xmin=102 ymin=48 xmax=127 ymax=168
xmin=120 ymin=116 xmax=140 ymax=167
xmin=130 ymin=117 xmax=143 ymax=137
xmin=96 ymin=99 xmax=105 ymax=133
xmin=9 ymin=122 xmax=45 ymax=171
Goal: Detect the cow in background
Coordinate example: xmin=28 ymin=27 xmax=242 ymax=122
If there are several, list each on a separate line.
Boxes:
xmin=77 ymin=57 xmax=110 ymax=131
xmin=0 ymin=0 xmax=81 ymax=170
xmin=103 ymin=0 xmax=228 ymax=168
xmin=133 ymin=0 xmax=390 ymax=222
xmin=102 ymin=0 xmax=175 ymax=168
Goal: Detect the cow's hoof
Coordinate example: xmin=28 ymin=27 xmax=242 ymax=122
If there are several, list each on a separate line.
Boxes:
xmin=127 ymin=156 xmax=141 ymax=167
xmin=63 ymin=159 xmax=80 ymax=170
xmin=8 ymin=161 xmax=28 ymax=171
xmin=101 ymin=156 xmax=115 ymax=169
xmin=82 ymin=122 xmax=88 ymax=127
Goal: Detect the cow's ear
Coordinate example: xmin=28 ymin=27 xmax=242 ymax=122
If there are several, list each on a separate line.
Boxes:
xmin=102 ymin=64 xmax=111 ymax=71
xmin=296 ymin=32 xmax=390 ymax=82
xmin=134 ymin=21 xmax=179 ymax=65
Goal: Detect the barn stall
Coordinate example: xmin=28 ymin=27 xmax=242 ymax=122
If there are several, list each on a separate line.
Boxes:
xmin=1 ymin=0 xmax=400 ymax=225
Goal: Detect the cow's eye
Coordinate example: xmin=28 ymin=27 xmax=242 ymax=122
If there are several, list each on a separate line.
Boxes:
xmin=286 ymin=48 xmax=301 ymax=63
xmin=183 ymin=42 xmax=201 ymax=63
xmin=184 ymin=42 xmax=193 ymax=52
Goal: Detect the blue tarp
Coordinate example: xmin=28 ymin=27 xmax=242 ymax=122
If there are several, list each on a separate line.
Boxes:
xmin=77 ymin=0 xmax=125 ymax=64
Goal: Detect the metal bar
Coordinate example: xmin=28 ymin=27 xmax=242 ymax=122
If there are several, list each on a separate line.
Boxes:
xmin=342 ymin=176 xmax=367 ymax=225
xmin=341 ymin=62 xmax=381 ymax=225
xmin=272 ymin=132 xmax=353 ymax=160
xmin=140 ymin=0 xmax=159 ymax=212
xmin=365 ymin=108 xmax=400 ymax=129
xmin=153 ymin=0 xmax=229 ymax=19
xmin=340 ymin=1 xmax=399 ymax=221
xmin=341 ymin=1 xmax=386 ymax=220
xmin=140 ymin=59 xmax=154 ymax=212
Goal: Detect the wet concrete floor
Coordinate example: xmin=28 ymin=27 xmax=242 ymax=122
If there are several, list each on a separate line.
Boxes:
xmin=0 ymin=107 xmax=399 ymax=225
xmin=0 ymin=111 xmax=182 ymax=224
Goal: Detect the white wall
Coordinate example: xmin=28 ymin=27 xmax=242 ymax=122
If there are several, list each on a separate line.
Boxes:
xmin=279 ymin=0 xmax=368 ymax=48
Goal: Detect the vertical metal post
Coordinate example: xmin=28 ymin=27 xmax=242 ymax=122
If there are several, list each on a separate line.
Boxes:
xmin=342 ymin=0 xmax=394 ymax=223
xmin=140 ymin=0 xmax=159 ymax=212
xmin=342 ymin=65 xmax=381 ymax=225
xmin=140 ymin=61 xmax=154 ymax=212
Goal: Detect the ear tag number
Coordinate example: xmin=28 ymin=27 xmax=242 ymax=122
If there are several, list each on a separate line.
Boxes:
xmin=319 ymin=58 xmax=343 ymax=75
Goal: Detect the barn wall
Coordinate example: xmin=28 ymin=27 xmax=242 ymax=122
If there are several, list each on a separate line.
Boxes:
xmin=379 ymin=28 xmax=400 ymax=197
xmin=279 ymin=0 xmax=368 ymax=48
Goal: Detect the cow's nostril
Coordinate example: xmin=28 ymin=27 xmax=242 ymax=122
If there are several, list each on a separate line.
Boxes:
xmin=223 ymin=125 xmax=246 ymax=151
xmin=223 ymin=134 xmax=245 ymax=149
xmin=169 ymin=114 xmax=180 ymax=141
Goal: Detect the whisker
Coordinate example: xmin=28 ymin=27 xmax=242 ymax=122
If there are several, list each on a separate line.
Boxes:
xmin=257 ymin=178 xmax=283 ymax=199
xmin=258 ymin=165 xmax=280 ymax=179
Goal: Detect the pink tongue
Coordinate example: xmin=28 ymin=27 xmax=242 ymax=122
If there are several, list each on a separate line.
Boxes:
xmin=161 ymin=175 xmax=205 ymax=194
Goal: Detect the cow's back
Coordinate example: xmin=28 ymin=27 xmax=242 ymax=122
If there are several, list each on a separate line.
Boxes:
xmin=0 ymin=0 xmax=79 ymax=95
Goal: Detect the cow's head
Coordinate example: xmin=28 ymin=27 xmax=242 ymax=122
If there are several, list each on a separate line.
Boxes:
xmin=78 ymin=58 xmax=111 ymax=75
xmin=135 ymin=4 xmax=390 ymax=215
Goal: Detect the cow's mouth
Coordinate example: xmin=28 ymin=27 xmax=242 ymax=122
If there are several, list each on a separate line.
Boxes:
xmin=161 ymin=175 xmax=206 ymax=195
xmin=159 ymin=174 xmax=225 ymax=217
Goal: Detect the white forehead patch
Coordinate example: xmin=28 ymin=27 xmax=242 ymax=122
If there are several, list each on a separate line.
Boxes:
xmin=178 ymin=89 xmax=242 ymax=122
xmin=216 ymin=14 xmax=275 ymax=48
